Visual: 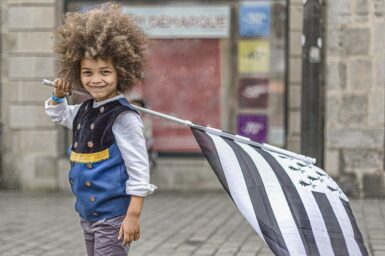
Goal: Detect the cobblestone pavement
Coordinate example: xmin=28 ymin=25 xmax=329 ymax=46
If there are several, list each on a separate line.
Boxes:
xmin=0 ymin=191 xmax=384 ymax=256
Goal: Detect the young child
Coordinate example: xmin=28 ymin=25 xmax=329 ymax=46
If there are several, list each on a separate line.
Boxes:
xmin=44 ymin=3 xmax=156 ymax=255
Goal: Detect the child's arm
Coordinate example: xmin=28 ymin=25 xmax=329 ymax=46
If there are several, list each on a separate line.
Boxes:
xmin=113 ymin=111 xmax=157 ymax=244
xmin=113 ymin=111 xmax=157 ymax=196
xmin=44 ymin=79 xmax=81 ymax=129
xmin=118 ymin=195 xmax=144 ymax=245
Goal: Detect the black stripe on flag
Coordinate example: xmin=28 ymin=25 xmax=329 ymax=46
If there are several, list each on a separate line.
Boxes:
xmin=340 ymin=199 xmax=369 ymax=256
xmin=224 ymin=139 xmax=290 ymax=255
xmin=255 ymin=148 xmax=320 ymax=256
xmin=191 ymin=128 xmax=231 ymax=197
xmin=313 ymin=192 xmax=350 ymax=256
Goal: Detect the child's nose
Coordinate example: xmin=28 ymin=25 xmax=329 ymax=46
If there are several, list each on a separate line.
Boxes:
xmin=91 ymin=75 xmax=102 ymax=84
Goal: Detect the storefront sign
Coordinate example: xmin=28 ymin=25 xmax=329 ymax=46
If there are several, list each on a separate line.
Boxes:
xmin=122 ymin=6 xmax=230 ymax=38
xmin=238 ymin=78 xmax=269 ymax=108
xmin=237 ymin=114 xmax=268 ymax=143
xmin=238 ymin=40 xmax=270 ymax=73
xmin=239 ymin=3 xmax=271 ymax=37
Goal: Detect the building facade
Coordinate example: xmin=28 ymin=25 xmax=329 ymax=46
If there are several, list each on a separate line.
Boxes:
xmin=324 ymin=0 xmax=385 ymax=197
xmin=0 ymin=0 xmax=383 ymax=197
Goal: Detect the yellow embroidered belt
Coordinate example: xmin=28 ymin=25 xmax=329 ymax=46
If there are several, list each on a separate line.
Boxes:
xmin=70 ymin=149 xmax=110 ymax=163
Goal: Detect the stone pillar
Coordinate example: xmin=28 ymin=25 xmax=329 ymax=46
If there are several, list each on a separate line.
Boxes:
xmin=287 ymin=0 xmax=303 ymax=153
xmin=0 ymin=0 xmax=64 ymax=190
xmin=324 ymin=0 xmax=385 ymax=197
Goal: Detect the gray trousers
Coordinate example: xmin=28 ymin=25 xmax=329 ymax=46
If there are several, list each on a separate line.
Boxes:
xmin=80 ymin=215 xmax=130 ymax=256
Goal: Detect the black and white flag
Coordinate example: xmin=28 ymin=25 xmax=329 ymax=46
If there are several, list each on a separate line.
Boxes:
xmin=192 ymin=128 xmax=368 ymax=256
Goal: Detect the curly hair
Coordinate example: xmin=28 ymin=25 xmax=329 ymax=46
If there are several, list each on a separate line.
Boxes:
xmin=54 ymin=2 xmax=147 ymax=92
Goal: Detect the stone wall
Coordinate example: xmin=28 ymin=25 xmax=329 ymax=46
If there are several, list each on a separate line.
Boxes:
xmin=0 ymin=0 xmax=62 ymax=190
xmin=324 ymin=0 xmax=385 ymax=197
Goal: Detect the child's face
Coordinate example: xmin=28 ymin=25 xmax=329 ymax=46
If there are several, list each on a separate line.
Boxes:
xmin=80 ymin=57 xmax=119 ymax=102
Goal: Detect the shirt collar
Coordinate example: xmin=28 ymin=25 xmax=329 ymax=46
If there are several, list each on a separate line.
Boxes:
xmin=92 ymin=94 xmax=125 ymax=108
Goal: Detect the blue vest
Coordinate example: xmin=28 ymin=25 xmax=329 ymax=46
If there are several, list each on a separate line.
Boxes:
xmin=68 ymin=98 xmax=138 ymax=221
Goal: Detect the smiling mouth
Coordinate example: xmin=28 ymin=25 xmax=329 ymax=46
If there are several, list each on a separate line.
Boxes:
xmin=89 ymin=86 xmax=106 ymax=91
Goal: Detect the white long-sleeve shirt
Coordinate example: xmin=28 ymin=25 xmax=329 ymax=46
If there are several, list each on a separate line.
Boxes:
xmin=45 ymin=94 xmax=156 ymax=197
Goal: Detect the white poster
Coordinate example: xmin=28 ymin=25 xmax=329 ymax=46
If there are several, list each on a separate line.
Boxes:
xmin=122 ymin=6 xmax=230 ymax=38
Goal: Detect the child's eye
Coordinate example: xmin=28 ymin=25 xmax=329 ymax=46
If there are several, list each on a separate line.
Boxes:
xmin=82 ymin=71 xmax=91 ymax=76
xmin=101 ymin=70 xmax=111 ymax=75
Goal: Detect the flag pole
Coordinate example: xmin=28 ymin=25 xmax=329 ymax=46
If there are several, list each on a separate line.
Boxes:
xmin=42 ymin=79 xmax=316 ymax=164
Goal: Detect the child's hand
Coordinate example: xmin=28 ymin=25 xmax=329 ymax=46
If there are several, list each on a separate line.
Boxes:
xmin=118 ymin=213 xmax=141 ymax=246
xmin=53 ymin=78 xmax=72 ymax=98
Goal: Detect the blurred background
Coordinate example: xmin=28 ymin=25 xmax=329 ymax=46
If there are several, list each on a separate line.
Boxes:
xmin=0 ymin=0 xmax=383 ymax=198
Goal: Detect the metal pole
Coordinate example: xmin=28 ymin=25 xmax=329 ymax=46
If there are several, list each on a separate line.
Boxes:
xmin=301 ymin=0 xmax=324 ymax=166
xmin=42 ymin=79 xmax=316 ymax=164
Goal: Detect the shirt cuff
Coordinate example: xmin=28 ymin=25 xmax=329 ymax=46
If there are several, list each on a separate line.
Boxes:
xmin=44 ymin=97 xmax=67 ymax=110
xmin=125 ymin=182 xmax=157 ymax=197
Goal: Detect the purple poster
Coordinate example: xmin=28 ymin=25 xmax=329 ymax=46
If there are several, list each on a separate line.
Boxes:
xmin=237 ymin=114 xmax=268 ymax=143
xmin=238 ymin=78 xmax=269 ymax=108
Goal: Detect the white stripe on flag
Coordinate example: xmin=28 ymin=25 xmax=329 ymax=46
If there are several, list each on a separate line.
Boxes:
xmin=207 ymin=133 xmax=265 ymax=242
xmin=269 ymin=153 xmax=336 ymax=256
xmin=326 ymin=194 xmax=363 ymax=256
xmin=237 ymin=142 xmax=307 ymax=255
xmin=299 ymin=192 xmax=335 ymax=256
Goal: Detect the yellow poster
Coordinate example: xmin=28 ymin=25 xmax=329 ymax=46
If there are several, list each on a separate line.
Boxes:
xmin=238 ymin=40 xmax=270 ymax=73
